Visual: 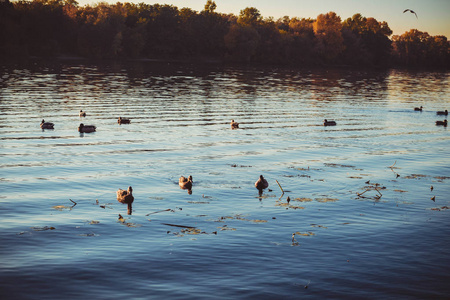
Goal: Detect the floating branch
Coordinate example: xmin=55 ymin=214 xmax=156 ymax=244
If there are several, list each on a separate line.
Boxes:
xmin=276 ymin=180 xmax=285 ymax=201
xmin=161 ymin=223 xmax=196 ymax=229
xmin=389 ymin=161 xmax=397 ymax=169
xmin=276 ymin=180 xmax=284 ymax=194
xmin=146 ymin=209 xmax=172 ymax=216
xmin=356 ymin=189 xmax=369 ymax=197
xmin=375 ymin=188 xmax=383 ymax=196
xmin=69 ymin=199 xmax=77 ymax=207
xmin=305 ymin=280 xmax=311 ymax=289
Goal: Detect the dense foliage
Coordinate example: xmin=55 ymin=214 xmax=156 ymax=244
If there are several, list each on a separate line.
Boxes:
xmin=1 ymin=0 xmax=449 ymax=68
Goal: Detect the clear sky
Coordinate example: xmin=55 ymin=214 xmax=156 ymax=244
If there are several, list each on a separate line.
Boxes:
xmin=76 ymin=0 xmax=450 ymax=38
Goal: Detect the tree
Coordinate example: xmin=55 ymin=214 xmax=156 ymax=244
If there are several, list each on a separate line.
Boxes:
xmin=342 ymin=13 xmax=393 ymax=66
xmin=392 ymin=29 xmax=450 ymax=67
xmin=238 ymin=7 xmax=261 ymax=26
xmin=204 ymin=0 xmax=216 ymax=13
xmin=224 ymin=23 xmax=260 ymax=62
xmin=313 ymin=12 xmax=344 ymax=63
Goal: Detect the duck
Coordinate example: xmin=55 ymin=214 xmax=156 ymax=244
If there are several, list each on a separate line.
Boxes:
xmin=414 ymin=106 xmax=423 ymax=111
xmin=323 ymin=119 xmax=336 ymax=126
xmin=436 ymin=110 xmax=448 ymax=116
xmin=40 ymin=119 xmax=54 ymax=129
xmin=79 ymin=110 xmax=86 ymax=117
xmin=78 ymin=123 xmax=96 ymax=133
xmin=179 ymin=175 xmax=193 ymax=190
xmin=117 ymin=186 xmax=134 ymax=204
xmin=230 ymin=119 xmax=239 ymax=129
xmin=118 ymin=117 xmax=131 ymax=124
xmin=117 ymin=186 xmax=134 ymax=214
xmin=435 ymin=120 xmax=447 ymax=126
xmin=255 ymin=175 xmax=269 ymax=192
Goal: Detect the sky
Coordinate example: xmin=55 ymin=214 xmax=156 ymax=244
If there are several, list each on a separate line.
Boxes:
xmin=75 ymin=0 xmax=450 ymax=38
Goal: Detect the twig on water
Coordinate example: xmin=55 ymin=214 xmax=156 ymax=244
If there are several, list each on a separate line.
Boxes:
xmin=375 ymin=188 xmax=383 ymax=197
xmin=145 ymin=209 xmax=172 ymax=216
xmin=305 ymin=280 xmax=311 ymax=289
xmin=357 ymin=189 xmax=369 ymax=197
xmin=69 ymin=199 xmax=77 ymax=207
xmin=389 ymin=161 xmax=396 ymax=169
xmin=276 ymin=180 xmax=285 ymax=200
xmin=161 ymin=223 xmax=196 ymax=229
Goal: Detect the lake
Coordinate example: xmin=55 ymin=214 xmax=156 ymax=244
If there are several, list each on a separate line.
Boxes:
xmin=0 ymin=60 xmax=449 ymax=299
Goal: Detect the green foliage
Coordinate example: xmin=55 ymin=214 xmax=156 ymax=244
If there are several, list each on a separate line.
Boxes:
xmin=0 ymin=0 xmax=448 ymax=68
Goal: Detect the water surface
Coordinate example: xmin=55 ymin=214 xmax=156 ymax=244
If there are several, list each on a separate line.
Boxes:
xmin=1 ymin=61 xmax=449 ymax=299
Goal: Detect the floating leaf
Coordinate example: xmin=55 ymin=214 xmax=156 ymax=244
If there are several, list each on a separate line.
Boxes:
xmin=31 ymin=226 xmax=55 ymax=231
xmin=294 ymin=231 xmax=315 ymax=236
xmin=78 ymin=233 xmax=99 ymax=237
xmin=180 ymin=228 xmax=202 ymax=235
xmin=431 ymin=206 xmax=449 ymax=211
xmin=315 ymin=197 xmax=338 ymax=203
xmin=404 ymin=174 xmax=428 ymax=179
xmin=324 ymin=163 xmax=357 ymax=169
xmin=293 ymin=197 xmax=313 ymax=202
xmin=289 ymin=206 xmax=305 ymax=210
xmin=124 ymin=222 xmax=142 ymax=228
xmin=275 ymin=202 xmax=305 ymax=209
xmin=88 ymin=220 xmax=100 ymax=225
xmin=218 ymin=226 xmax=236 ymax=231
xmin=311 ymin=224 xmax=328 ymax=229
xmin=52 ymin=205 xmax=71 ymax=211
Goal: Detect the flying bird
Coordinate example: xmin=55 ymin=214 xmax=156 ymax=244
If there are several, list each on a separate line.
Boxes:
xmin=403 ymin=9 xmax=418 ymax=19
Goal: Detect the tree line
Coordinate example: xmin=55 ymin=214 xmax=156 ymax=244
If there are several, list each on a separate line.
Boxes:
xmin=1 ymin=0 xmax=449 ymax=68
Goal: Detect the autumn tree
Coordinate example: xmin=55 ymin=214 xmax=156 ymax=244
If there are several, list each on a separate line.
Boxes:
xmin=313 ymin=12 xmax=344 ymax=63
xmin=237 ymin=7 xmax=262 ymax=26
xmin=287 ymin=17 xmax=316 ymax=64
xmin=2 ymin=0 xmax=448 ymax=68
xmin=392 ymin=29 xmax=450 ymax=67
xmin=342 ymin=14 xmax=392 ymax=66
xmin=224 ymin=23 xmax=260 ymax=62
xmin=204 ymin=0 xmax=216 ymax=13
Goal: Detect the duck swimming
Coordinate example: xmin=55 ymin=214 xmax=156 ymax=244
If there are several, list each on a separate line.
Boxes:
xmin=40 ymin=119 xmax=54 ymax=129
xmin=79 ymin=110 xmax=86 ymax=117
xmin=78 ymin=123 xmax=96 ymax=133
xmin=179 ymin=175 xmax=193 ymax=190
xmin=436 ymin=120 xmax=447 ymax=126
xmin=179 ymin=176 xmax=193 ymax=194
xmin=323 ymin=119 xmax=337 ymax=126
xmin=414 ymin=106 xmax=423 ymax=111
xmin=255 ymin=175 xmax=269 ymax=192
xmin=436 ymin=110 xmax=448 ymax=116
xmin=230 ymin=119 xmax=239 ymax=129
xmin=117 ymin=186 xmax=134 ymax=214
xmin=118 ymin=117 xmax=131 ymax=124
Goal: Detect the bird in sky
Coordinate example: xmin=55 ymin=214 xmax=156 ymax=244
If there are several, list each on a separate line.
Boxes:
xmin=403 ymin=9 xmax=418 ymax=19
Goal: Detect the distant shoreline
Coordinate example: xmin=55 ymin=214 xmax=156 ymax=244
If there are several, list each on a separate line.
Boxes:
xmin=3 ymin=55 xmax=448 ymax=72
